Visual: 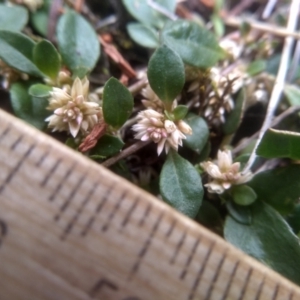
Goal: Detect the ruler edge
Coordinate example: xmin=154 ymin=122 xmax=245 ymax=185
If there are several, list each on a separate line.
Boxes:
xmin=1 ymin=108 xmax=300 ymax=295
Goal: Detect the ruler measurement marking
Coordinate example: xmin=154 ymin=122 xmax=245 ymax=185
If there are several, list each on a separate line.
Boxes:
xmin=272 ymin=283 xmax=279 ymax=300
xmin=220 ymin=260 xmax=239 ymax=300
xmin=0 ymin=143 xmax=35 ymax=194
xmin=188 ymin=241 xmax=215 ymax=300
xmin=89 ymin=278 xmax=118 ymax=297
xmin=254 ymin=275 xmax=265 ymax=300
xmin=288 ymin=290 xmax=295 ymax=300
xmin=81 ymin=183 xmax=115 ymax=236
xmin=170 ymin=230 xmax=187 ymax=264
xmin=102 ymin=191 xmax=127 ymax=232
xmin=54 ymin=171 xmax=84 ymax=221
xmin=129 ymin=211 xmax=165 ymax=278
xmin=40 ymin=158 xmax=62 ymax=187
xmin=35 ymin=148 xmax=51 ymax=167
xmin=204 ymin=249 xmax=227 ymax=300
xmin=138 ymin=203 xmax=152 ymax=227
xmin=180 ymin=237 xmax=201 ymax=280
xmin=121 ymin=197 xmax=139 ymax=229
xmin=60 ymin=181 xmax=98 ymax=240
xmin=0 ymin=219 xmax=8 ymax=248
xmin=10 ymin=135 xmax=23 ymax=150
xmin=237 ymin=267 xmax=253 ymax=300
xmin=165 ymin=218 xmax=177 ymax=239
xmin=0 ymin=125 xmax=11 ymax=142
xmin=49 ymin=164 xmax=76 ymax=202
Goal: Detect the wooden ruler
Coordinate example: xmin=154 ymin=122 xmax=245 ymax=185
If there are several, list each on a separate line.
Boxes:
xmin=0 ymin=107 xmax=300 ymax=300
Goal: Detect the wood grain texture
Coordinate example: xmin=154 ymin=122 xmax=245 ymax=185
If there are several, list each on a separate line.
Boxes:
xmin=0 ymin=108 xmax=300 ymax=300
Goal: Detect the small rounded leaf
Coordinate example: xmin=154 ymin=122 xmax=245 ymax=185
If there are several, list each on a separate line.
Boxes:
xmin=33 ymin=40 xmax=61 ymax=80
xmin=172 ymin=105 xmax=188 ymax=121
xmin=29 ymin=83 xmax=52 ymax=98
xmin=0 ymin=4 xmax=28 ymax=31
xmin=161 ymin=20 xmax=225 ymax=69
xmin=160 ymin=150 xmax=203 ymax=218
xmin=127 ymin=23 xmax=159 ymax=48
xmin=232 ymin=185 xmax=257 ymax=206
xmin=183 ymin=113 xmax=209 ymax=154
xmin=103 ymin=77 xmax=133 ymax=128
xmin=0 ymin=30 xmax=43 ymax=77
xmin=57 ymin=10 xmax=100 ymax=74
xmin=148 ymin=45 xmax=185 ymax=108
xmin=90 ymin=135 xmax=124 ymax=157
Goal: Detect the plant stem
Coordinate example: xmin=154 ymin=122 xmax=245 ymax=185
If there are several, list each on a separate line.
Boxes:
xmin=224 ymin=16 xmax=300 ymax=40
xmin=243 ymin=0 xmax=300 ymax=173
xmin=101 ymin=140 xmax=151 ymax=168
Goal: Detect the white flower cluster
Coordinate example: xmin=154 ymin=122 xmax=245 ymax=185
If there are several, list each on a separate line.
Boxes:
xmin=201 ymin=150 xmax=252 ymax=194
xmin=46 ymin=77 xmax=101 ymax=137
xmin=132 ymin=109 xmax=192 ymax=155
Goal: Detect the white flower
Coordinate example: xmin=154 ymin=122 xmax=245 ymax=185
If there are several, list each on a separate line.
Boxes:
xmin=141 ymin=85 xmax=164 ymax=112
xmin=132 ymin=109 xmax=192 ymax=155
xmin=10 ymin=0 xmax=43 ymax=11
xmin=201 ymin=150 xmax=253 ymax=194
xmin=46 ymin=77 xmax=101 ymax=137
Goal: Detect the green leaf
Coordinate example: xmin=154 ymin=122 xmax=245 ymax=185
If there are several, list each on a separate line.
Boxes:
xmin=28 ymin=83 xmax=52 ymax=97
xmin=231 ymin=185 xmax=257 ymax=206
xmin=148 ymin=45 xmax=185 ymax=109
xmin=224 ymin=201 xmax=300 ymax=285
xmin=30 ymin=0 xmax=51 ymax=36
xmin=10 ymin=81 xmax=50 ymax=129
xmin=248 ymin=165 xmax=300 ymax=215
xmin=286 ymin=204 xmax=300 ymax=235
xmin=183 ymin=113 xmax=209 ymax=154
xmin=196 ymin=200 xmax=223 ymax=234
xmin=127 ymin=22 xmax=159 ymax=48
xmin=90 ymin=135 xmax=124 ymax=157
xmin=122 ymin=0 xmax=176 ymax=28
xmin=257 ymin=128 xmax=300 ymax=160
xmin=225 ymin=200 xmax=252 ymax=225
xmin=284 ymin=84 xmax=300 ymax=106
xmin=57 ymin=10 xmax=100 ymax=75
xmin=172 ymin=105 xmax=188 ymax=120
xmin=159 ymin=150 xmax=203 ymax=218
xmin=103 ymin=77 xmax=133 ymax=128
xmin=33 ymin=40 xmax=61 ymax=80
xmin=246 ymin=60 xmax=266 ymax=76
xmin=0 ymin=4 xmax=28 ymax=31
xmin=0 ymin=30 xmax=43 ymax=77
xmin=161 ymin=20 xmax=225 ymax=69
xmin=222 ymin=89 xmax=245 ymax=135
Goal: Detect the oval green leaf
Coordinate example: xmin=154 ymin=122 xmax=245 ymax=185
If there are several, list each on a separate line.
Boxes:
xmin=0 ymin=4 xmax=28 ymax=31
xmin=224 ymin=201 xmax=300 ymax=285
xmin=57 ymin=10 xmax=100 ymax=75
xmin=90 ymin=135 xmax=124 ymax=157
xmin=102 ymin=77 xmax=133 ymax=128
xmin=183 ymin=113 xmax=209 ymax=154
xmin=29 ymin=83 xmax=52 ymax=98
xmin=122 ymin=0 xmax=175 ymax=28
xmin=248 ymin=165 xmax=300 ymax=215
xmin=0 ymin=30 xmax=43 ymax=77
xmin=30 ymin=0 xmax=51 ymax=36
xmin=246 ymin=59 xmax=266 ymax=76
xmin=172 ymin=105 xmax=188 ymax=121
xmin=257 ymin=128 xmax=300 ymax=160
xmin=10 ymin=81 xmax=50 ymax=129
xmin=159 ymin=150 xmax=203 ymax=218
xmin=33 ymin=40 xmax=61 ymax=80
xmin=284 ymin=84 xmax=300 ymax=106
xmin=225 ymin=200 xmax=252 ymax=225
xmin=161 ymin=20 xmax=225 ymax=69
xmin=127 ymin=22 xmax=159 ymax=48
xmin=232 ymin=185 xmax=257 ymax=206
xmin=148 ymin=45 xmax=185 ymax=108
